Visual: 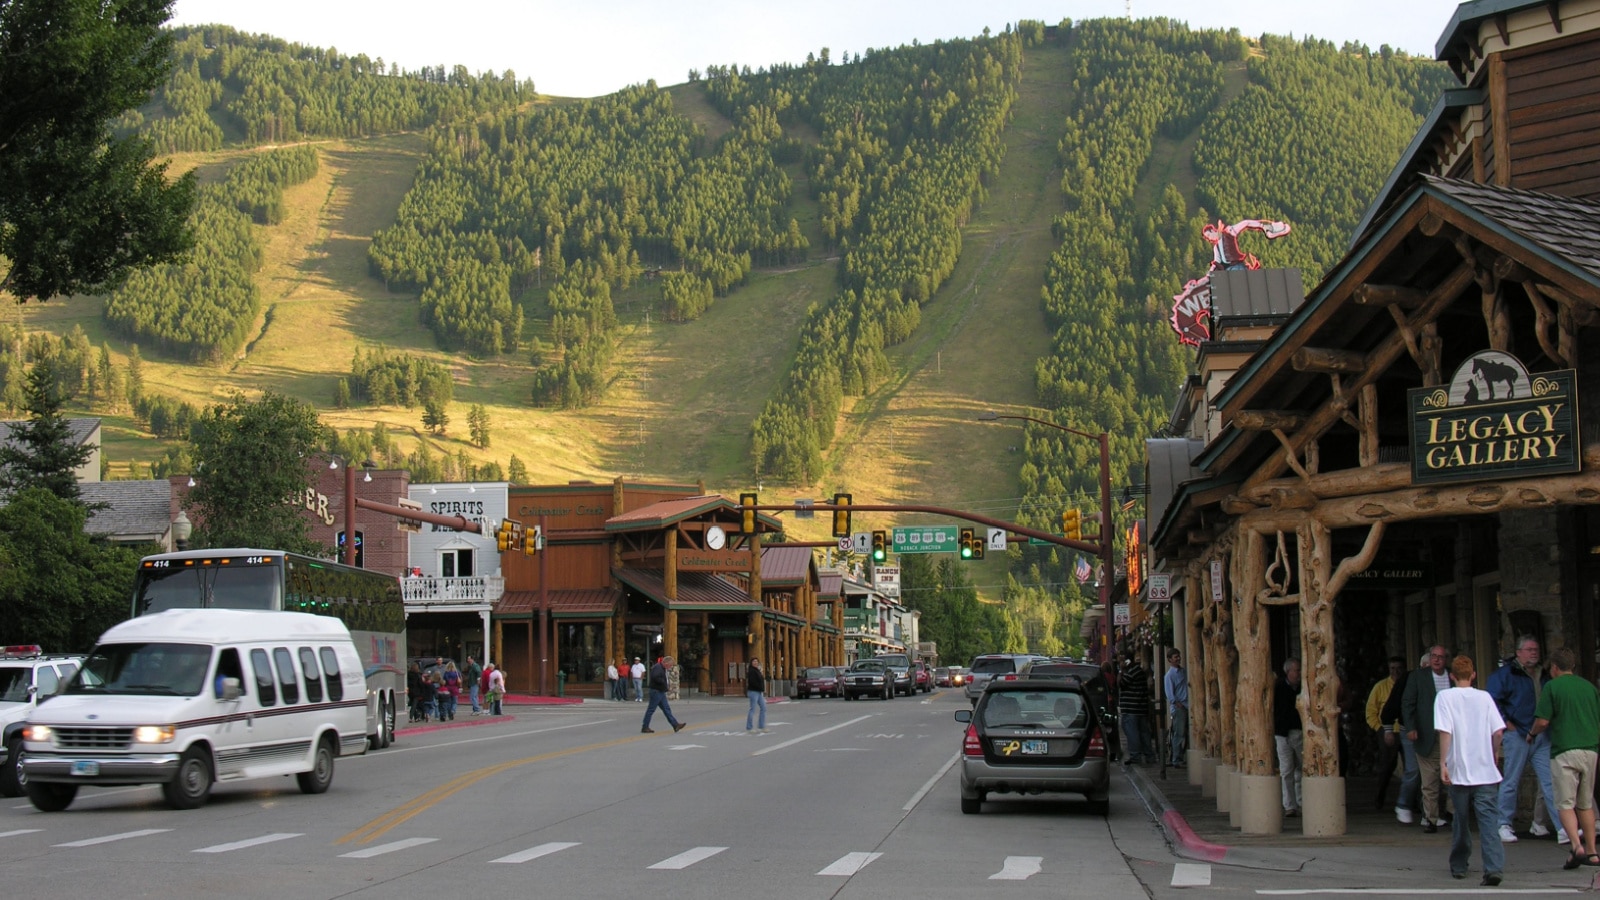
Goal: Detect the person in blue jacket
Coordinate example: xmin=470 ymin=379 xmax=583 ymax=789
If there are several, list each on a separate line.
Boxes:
xmin=1486 ymin=635 xmax=1559 ymax=843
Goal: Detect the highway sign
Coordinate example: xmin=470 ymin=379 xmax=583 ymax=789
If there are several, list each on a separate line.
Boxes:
xmin=986 ymin=528 xmax=1006 ymax=551
xmin=891 ymin=525 xmax=960 ymax=554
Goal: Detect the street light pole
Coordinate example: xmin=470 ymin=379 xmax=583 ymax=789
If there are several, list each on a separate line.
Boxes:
xmin=325 ymin=455 xmax=375 ymax=567
xmin=979 ymin=411 xmax=1115 ymax=644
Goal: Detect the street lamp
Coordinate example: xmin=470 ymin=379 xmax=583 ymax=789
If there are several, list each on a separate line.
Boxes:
xmin=325 ymin=455 xmax=376 ymax=567
xmin=978 ymin=409 xmax=1114 ymax=620
xmin=171 ymin=510 xmax=192 ymax=551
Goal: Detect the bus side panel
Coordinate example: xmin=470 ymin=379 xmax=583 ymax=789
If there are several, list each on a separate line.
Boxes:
xmin=350 ymin=629 xmax=405 ymax=739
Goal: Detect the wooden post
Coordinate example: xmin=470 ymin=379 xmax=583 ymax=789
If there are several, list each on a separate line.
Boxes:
xmin=1297 ymin=521 xmax=1339 ymax=777
xmin=1234 ymin=529 xmax=1274 ymax=779
xmin=1185 ymin=572 xmax=1206 ymax=755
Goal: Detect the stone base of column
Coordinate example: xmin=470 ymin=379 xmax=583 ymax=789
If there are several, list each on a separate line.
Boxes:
xmin=1302 ymin=774 xmax=1346 ymax=836
xmin=1227 ymin=767 xmax=1242 ymax=828
xmin=1188 ymin=750 xmax=1205 ymax=787
xmin=1215 ymin=763 xmax=1234 ymax=812
xmin=1199 ymin=755 xmax=1218 ymax=796
xmin=1238 ymin=773 xmax=1284 ymax=834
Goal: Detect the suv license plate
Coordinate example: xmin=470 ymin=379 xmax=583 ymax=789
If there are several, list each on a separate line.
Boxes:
xmin=1021 ymin=740 xmax=1049 ymax=755
xmin=71 ymin=760 xmax=100 ymax=776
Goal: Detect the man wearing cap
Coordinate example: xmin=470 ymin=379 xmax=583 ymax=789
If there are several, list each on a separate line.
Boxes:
xmin=631 ymin=657 xmax=645 ymax=702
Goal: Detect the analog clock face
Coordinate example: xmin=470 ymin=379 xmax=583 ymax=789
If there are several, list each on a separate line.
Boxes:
xmin=705 ymin=525 xmax=726 ymax=550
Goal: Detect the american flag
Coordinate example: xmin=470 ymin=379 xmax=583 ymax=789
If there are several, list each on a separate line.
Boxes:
xmin=1074 ymin=556 xmax=1092 ymax=584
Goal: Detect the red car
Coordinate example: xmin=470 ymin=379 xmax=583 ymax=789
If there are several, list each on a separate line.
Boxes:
xmin=796 ymin=666 xmax=842 ymax=699
xmin=913 ymin=661 xmax=932 ymax=693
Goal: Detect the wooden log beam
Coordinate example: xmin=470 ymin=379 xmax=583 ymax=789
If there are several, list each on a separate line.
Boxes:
xmin=1292 ymin=346 xmax=1368 ymax=374
xmin=1239 ymin=444 xmax=1600 ymax=507
xmin=1352 ymin=284 xmax=1427 ymax=308
xmin=1240 ymin=468 xmax=1600 ymax=533
xmin=1239 ymin=262 xmax=1476 ymax=494
xmin=1358 ymin=384 xmax=1379 ymax=468
xmin=1234 ymin=410 xmax=1307 ymax=431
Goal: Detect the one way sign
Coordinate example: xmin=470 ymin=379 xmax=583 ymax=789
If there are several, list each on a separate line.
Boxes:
xmin=986 ymin=528 xmax=1006 ymax=551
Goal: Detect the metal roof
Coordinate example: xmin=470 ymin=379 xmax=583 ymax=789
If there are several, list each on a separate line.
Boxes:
xmin=818 ymin=572 xmax=842 ymax=599
xmin=1144 ymin=438 xmax=1207 ymax=538
xmin=1209 ymin=268 xmax=1304 ymax=320
xmin=495 ymin=588 xmax=619 ymax=618
xmin=604 ymin=495 xmax=783 ymax=532
xmin=614 ymin=567 xmax=759 ymax=611
xmin=760 ymin=544 xmax=817 ymax=586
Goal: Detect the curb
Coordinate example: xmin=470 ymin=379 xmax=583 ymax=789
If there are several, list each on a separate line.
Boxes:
xmin=396 ymin=714 xmax=515 ymax=737
xmin=1121 ymin=765 xmax=1309 ymax=871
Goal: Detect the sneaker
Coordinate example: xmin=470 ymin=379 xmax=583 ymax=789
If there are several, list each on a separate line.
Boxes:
xmin=1499 ymin=825 xmax=1518 ymax=843
xmin=1285 ymin=808 xmax=1300 ymax=818
xmin=1396 ymin=807 xmax=1415 ymax=825
xmin=673 ymin=722 xmax=687 ymax=733
xmin=1435 ymin=818 xmax=1449 ymax=827
xmin=1480 ymin=873 xmax=1502 ymax=887
xmin=1530 ymin=822 xmax=1552 ymax=838
xmin=641 ymin=727 xmax=655 ymax=733
xmin=1559 ymin=831 xmax=1571 ymax=845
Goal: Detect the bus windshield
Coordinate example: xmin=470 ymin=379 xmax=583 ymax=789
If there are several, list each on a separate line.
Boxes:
xmin=135 ymin=564 xmax=282 ymax=615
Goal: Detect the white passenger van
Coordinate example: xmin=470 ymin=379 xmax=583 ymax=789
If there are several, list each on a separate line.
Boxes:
xmin=20 ymin=609 xmax=369 ymax=811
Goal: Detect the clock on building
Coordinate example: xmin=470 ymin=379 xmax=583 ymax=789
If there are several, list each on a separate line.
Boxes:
xmin=705 ymin=525 xmax=727 ymax=550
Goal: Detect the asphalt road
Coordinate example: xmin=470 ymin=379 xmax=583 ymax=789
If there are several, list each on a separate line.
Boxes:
xmin=0 ymin=689 xmax=1158 ymax=899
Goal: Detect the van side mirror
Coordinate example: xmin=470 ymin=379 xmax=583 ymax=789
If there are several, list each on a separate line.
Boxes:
xmin=954 ymin=709 xmax=972 ymax=723
xmin=216 ymin=676 xmax=242 ymax=701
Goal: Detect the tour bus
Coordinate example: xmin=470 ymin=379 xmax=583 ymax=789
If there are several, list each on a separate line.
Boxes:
xmin=22 ymin=609 xmax=369 ymax=811
xmin=130 ymin=549 xmax=405 ymax=750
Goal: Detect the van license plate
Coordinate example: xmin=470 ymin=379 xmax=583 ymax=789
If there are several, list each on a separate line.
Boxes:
xmin=1021 ymin=740 xmax=1048 ymax=755
xmin=70 ymin=760 xmax=99 ymax=776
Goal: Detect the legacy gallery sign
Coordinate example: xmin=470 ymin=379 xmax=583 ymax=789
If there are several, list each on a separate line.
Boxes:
xmin=1408 ymin=350 xmax=1579 ymax=486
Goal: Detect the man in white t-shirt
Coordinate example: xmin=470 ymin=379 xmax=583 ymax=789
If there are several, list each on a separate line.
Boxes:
xmin=1435 ymin=654 xmax=1506 ymax=886
xmin=631 ymin=658 xmax=646 ymax=702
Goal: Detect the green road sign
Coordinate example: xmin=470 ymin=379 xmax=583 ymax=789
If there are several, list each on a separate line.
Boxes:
xmin=891 ymin=525 xmax=961 ymax=554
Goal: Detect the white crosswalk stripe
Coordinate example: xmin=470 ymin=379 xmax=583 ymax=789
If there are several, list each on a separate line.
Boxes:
xmin=195 ymin=833 xmax=303 ymax=854
xmin=490 ymin=841 xmax=581 ymax=864
xmin=990 ymin=856 xmax=1043 ymax=880
xmin=819 ymin=851 xmax=883 ymax=876
xmin=648 ymin=846 xmax=727 ymax=869
xmin=339 ymin=837 xmax=437 ymax=859
xmin=54 ymin=829 xmax=171 ymax=848
xmin=0 ymin=829 xmax=43 ymax=839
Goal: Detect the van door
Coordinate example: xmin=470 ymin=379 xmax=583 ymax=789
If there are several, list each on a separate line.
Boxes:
xmin=208 ymin=648 xmax=249 ymax=779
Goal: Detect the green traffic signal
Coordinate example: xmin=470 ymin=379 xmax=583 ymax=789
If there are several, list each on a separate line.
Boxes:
xmin=871 ymin=530 xmax=887 ymax=562
xmin=959 ymin=527 xmax=975 ymax=559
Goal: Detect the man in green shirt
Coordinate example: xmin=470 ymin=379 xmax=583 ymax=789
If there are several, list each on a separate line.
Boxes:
xmin=1530 ymin=647 xmax=1600 ymax=868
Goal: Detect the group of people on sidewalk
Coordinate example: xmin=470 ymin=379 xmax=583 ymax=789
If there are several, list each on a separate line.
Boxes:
xmin=1358 ymin=636 xmax=1600 ymax=885
xmin=1097 ymin=650 xmax=1190 ymax=769
xmin=605 ymin=657 xmax=647 ymax=701
xmin=406 ymin=655 xmax=504 ymax=720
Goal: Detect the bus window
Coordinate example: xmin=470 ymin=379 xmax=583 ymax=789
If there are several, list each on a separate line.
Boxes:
xmin=319 ymin=647 xmax=344 ymax=701
xmin=298 ymin=647 xmax=323 ymax=703
xmin=251 ymin=649 xmax=276 ymax=706
xmin=273 ymin=647 xmax=300 ymax=704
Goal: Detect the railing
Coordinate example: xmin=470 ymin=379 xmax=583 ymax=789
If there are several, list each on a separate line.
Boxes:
xmin=401 ymin=575 xmax=504 ymax=605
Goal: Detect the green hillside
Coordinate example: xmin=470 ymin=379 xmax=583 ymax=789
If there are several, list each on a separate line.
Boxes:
xmin=9 ymin=20 xmax=1453 ymax=630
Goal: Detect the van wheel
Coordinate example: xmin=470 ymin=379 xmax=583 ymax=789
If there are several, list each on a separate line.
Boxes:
xmin=297 ymin=737 xmax=336 ymax=795
xmin=26 ymin=781 xmax=76 ymax=812
xmin=163 ymin=746 xmax=213 ymax=809
xmin=1 ymin=736 xmax=23 ymax=797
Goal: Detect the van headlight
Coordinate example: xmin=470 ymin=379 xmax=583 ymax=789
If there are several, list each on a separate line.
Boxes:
xmin=22 ymin=724 xmax=52 ymax=742
xmin=132 ymin=726 xmax=175 ymax=744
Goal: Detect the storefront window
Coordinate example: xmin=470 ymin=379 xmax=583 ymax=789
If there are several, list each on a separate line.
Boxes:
xmin=558 ymin=622 xmax=607 ymax=683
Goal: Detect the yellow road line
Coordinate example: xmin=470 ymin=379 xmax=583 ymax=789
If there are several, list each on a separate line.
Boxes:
xmin=338 ymin=713 xmax=743 ymax=845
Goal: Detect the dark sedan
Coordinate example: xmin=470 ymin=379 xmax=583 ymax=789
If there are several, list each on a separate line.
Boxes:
xmin=842 ymin=660 xmax=893 ymax=701
xmin=954 ymin=679 xmax=1110 ymax=815
xmin=796 ymin=666 xmax=842 ymax=699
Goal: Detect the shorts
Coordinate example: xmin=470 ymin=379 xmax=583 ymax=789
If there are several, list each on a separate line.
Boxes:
xmin=1551 ymin=748 xmax=1598 ymax=811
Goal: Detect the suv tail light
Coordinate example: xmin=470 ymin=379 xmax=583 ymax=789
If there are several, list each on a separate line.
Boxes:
xmin=963 ymin=723 xmax=983 ymax=757
xmin=1086 ymin=728 xmax=1106 ymax=758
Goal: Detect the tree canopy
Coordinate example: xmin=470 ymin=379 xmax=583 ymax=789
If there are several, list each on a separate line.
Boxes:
xmin=0 ymin=358 xmax=94 ymax=502
xmin=0 ymin=0 xmax=195 ymax=300
xmin=185 ymin=392 xmax=329 ymax=554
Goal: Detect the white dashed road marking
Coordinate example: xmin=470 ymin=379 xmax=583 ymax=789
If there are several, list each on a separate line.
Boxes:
xmin=195 ymin=833 xmax=303 ymax=853
xmin=54 ymin=828 xmax=171 ymax=847
xmin=491 ymin=842 xmax=581 ymax=864
xmin=339 ymin=837 xmax=437 ymax=858
xmin=648 ymin=846 xmax=727 ymax=869
xmin=0 ymin=829 xmax=42 ymax=839
xmin=1172 ymin=863 xmax=1211 ymax=886
xmin=819 ymin=851 xmax=883 ymax=876
xmin=990 ymin=856 xmax=1043 ymax=880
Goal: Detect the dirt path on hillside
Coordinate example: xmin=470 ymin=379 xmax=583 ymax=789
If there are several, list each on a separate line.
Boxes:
xmin=825 ymin=42 xmax=1074 ymax=527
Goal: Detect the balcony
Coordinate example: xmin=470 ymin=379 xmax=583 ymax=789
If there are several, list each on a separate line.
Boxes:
xmin=402 ymin=575 xmax=504 ymax=609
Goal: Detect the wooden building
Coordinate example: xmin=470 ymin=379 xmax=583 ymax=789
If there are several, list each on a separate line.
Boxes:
xmin=491 ymin=479 xmax=844 ymax=697
xmin=1148 ymin=0 xmax=1600 ymax=837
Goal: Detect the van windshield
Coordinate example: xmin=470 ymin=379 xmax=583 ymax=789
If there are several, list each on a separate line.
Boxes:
xmin=70 ymin=643 xmax=213 ymax=697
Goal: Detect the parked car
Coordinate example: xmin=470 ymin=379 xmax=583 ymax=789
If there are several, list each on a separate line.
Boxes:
xmin=874 ymin=653 xmax=915 ymax=697
xmin=1019 ymin=660 xmax=1099 ymax=682
xmin=842 ymin=660 xmax=893 ymax=701
xmin=796 ymin=666 xmax=842 ymax=699
xmin=0 ymin=646 xmax=84 ymax=798
xmin=934 ymin=666 xmax=952 ymax=687
xmin=954 ymin=677 xmax=1110 ymax=815
xmin=963 ymin=654 xmax=1051 ymax=705
xmin=912 ymin=661 xmax=932 ymax=693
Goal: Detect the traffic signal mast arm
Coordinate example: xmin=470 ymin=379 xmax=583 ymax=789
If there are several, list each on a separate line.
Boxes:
xmin=750 ymin=502 xmax=1106 ymax=556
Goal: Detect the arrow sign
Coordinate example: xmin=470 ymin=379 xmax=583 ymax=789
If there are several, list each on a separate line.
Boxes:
xmin=986 ymin=527 xmax=1006 ymax=551
xmin=852 ymin=532 xmax=872 ymax=554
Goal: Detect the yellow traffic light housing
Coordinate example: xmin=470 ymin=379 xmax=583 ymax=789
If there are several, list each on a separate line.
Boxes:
xmin=871 ymin=530 xmax=887 ymax=562
xmin=496 ymin=532 xmax=511 ymax=552
xmin=958 ymin=527 xmax=975 ymax=560
xmin=971 ymin=534 xmax=986 ymax=560
xmin=524 ymin=524 xmax=541 ymax=556
xmin=740 ymin=492 xmax=758 ymax=533
xmin=832 ymin=492 xmax=852 ymax=538
xmin=1062 ymin=509 xmax=1081 ymax=541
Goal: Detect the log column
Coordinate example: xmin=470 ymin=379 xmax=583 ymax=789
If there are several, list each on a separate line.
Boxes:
xmin=1298 ymin=519 xmax=1345 ymax=836
xmin=1198 ymin=564 xmax=1220 ymax=797
xmin=1185 ymin=572 xmax=1207 ymax=785
xmin=1213 ymin=543 xmax=1240 ymax=816
xmin=1234 ymin=528 xmax=1282 ymax=834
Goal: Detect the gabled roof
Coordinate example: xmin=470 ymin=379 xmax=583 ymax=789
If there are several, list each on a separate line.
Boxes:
xmin=81 ymin=479 xmax=172 ymax=540
xmin=760 ymin=544 xmax=818 ymax=587
xmin=614 ymin=567 xmax=759 ymax=611
xmin=818 ymin=572 xmax=842 ymax=600
xmin=0 ymin=417 xmax=99 ymax=450
xmin=604 ymin=495 xmax=782 ymax=533
xmin=496 ymin=588 xmax=619 ymax=618
xmin=1436 ymin=0 xmax=1548 ymax=65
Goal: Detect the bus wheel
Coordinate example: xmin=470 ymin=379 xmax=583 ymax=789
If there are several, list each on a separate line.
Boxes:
xmin=384 ymin=691 xmax=397 ymax=746
xmin=163 ymin=746 xmax=213 ymax=809
xmin=370 ymin=695 xmax=389 ymax=750
xmin=297 ymin=736 xmax=336 ymax=794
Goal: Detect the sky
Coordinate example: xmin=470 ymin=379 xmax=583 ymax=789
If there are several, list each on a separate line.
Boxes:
xmin=171 ymin=0 xmax=1469 ymax=99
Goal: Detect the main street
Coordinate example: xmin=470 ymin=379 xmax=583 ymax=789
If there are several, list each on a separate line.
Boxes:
xmin=1 ymin=690 xmax=1156 ymax=899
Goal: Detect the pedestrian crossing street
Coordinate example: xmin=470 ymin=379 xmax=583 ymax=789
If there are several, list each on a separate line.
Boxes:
xmin=3 ymin=826 xmax=1052 ymax=879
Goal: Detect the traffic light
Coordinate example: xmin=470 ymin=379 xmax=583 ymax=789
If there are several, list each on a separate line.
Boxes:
xmin=1062 ymin=509 xmax=1081 ymax=541
xmin=740 ymin=492 xmax=758 ymax=533
xmin=971 ymin=533 xmax=986 ymax=561
xmin=832 ymin=492 xmax=852 ymax=538
xmin=497 ymin=518 xmax=525 ymax=553
xmin=871 ymin=530 xmax=887 ymax=562
xmin=959 ymin=527 xmax=975 ymax=560
xmin=524 ymin=524 xmax=542 ymax=556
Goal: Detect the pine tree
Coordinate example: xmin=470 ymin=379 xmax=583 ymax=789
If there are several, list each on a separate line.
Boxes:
xmin=422 ymin=399 xmax=449 ymax=435
xmin=507 ymin=454 xmax=527 ymax=484
xmin=0 ymin=359 xmax=94 ymax=502
xmin=468 ymin=403 xmax=490 ymax=448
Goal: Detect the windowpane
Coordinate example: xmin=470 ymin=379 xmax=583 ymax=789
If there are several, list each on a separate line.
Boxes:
xmin=274 ymin=647 xmax=300 ymax=704
xmin=298 ymin=647 xmax=323 ymax=703
xmin=251 ymin=649 xmax=276 ymax=705
xmin=319 ymin=647 xmax=343 ymax=701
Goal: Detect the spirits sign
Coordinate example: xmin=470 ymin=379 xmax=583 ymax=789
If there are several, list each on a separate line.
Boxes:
xmin=1408 ymin=351 xmax=1578 ymax=486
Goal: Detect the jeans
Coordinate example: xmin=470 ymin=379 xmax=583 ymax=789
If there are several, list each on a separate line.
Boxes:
xmin=746 ymin=690 xmax=767 ymax=730
xmin=439 ymin=693 xmax=456 ymax=720
xmin=632 ymin=677 xmax=643 ymax=700
xmin=644 ymin=689 xmax=680 ymax=730
xmin=1373 ymin=731 xmax=1401 ymax=808
xmin=1448 ymin=782 xmax=1504 ymax=877
xmin=1499 ymin=730 xmax=1559 ymax=829
xmin=1276 ymin=730 xmax=1304 ymax=812
xmin=1169 ymin=703 xmax=1189 ymax=765
xmin=611 ymin=678 xmax=627 ymax=701
xmin=469 ymin=682 xmax=481 ymax=713
xmin=1120 ymin=712 xmax=1154 ymax=763
xmin=1398 ymin=732 xmax=1421 ymax=811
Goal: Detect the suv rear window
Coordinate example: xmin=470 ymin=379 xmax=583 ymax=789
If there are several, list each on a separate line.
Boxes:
xmin=983 ymin=689 xmax=1086 ymax=727
xmin=970 ymin=657 xmax=1019 ymax=675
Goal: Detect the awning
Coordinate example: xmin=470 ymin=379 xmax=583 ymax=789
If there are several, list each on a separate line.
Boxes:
xmin=615 ymin=567 xmax=759 ymax=611
xmin=495 ymin=588 xmax=619 ymax=618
